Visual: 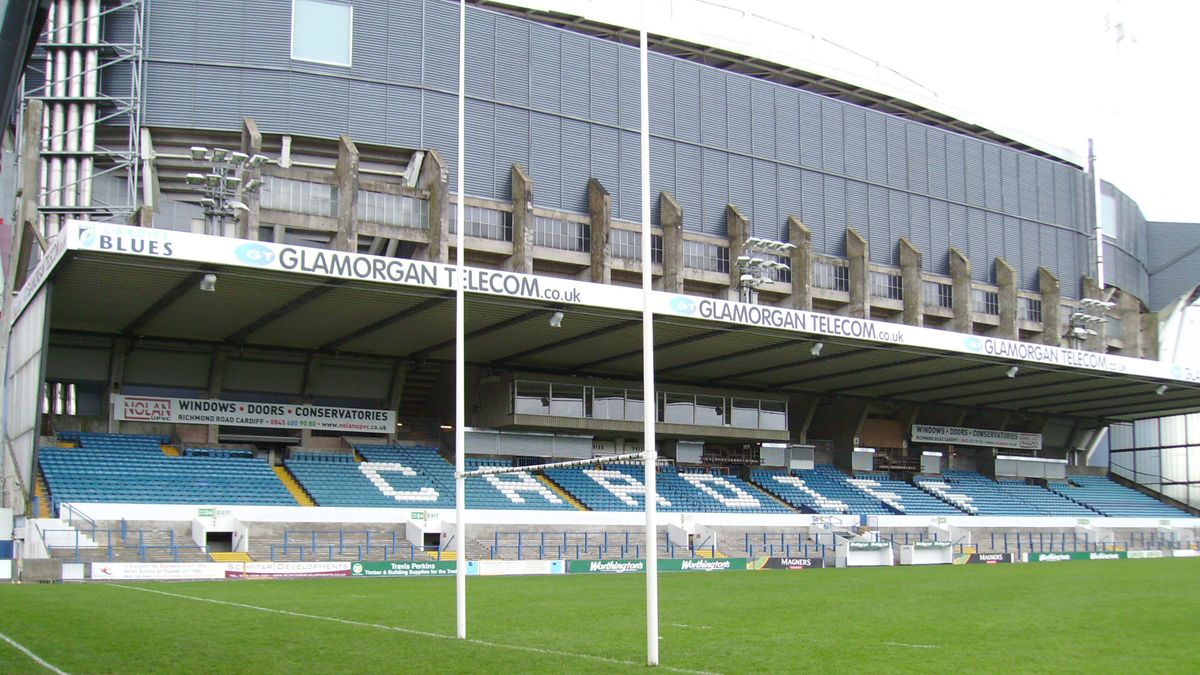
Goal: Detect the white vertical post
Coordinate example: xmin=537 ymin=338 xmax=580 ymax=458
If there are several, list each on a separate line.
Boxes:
xmin=454 ymin=0 xmax=467 ymax=641
xmin=1088 ymin=138 xmax=1105 ymax=289
xmin=639 ymin=20 xmax=660 ymax=669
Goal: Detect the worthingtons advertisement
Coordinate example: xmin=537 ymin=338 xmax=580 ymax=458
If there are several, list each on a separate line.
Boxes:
xmin=55 ymin=220 xmax=1199 ymax=384
xmin=911 ymin=425 xmax=1041 ymax=450
xmin=113 ymin=394 xmax=394 ymax=433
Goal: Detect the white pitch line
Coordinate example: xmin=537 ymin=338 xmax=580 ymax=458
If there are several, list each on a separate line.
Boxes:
xmin=112 ymin=584 xmax=721 ymax=675
xmin=0 ymin=630 xmax=69 ymax=675
xmin=666 ymin=623 xmax=713 ymax=630
xmin=884 ymin=641 xmax=941 ymax=649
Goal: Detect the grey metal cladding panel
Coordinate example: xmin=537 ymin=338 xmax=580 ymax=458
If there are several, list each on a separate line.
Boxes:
xmin=1020 ymin=220 xmax=1040 ymax=290
xmin=926 ymin=130 xmax=947 ymax=199
xmin=966 ymin=208 xmax=987 ymax=282
xmin=963 ymin=139 xmax=984 ymax=207
xmin=1036 ymin=160 xmax=1055 ymax=223
xmin=101 ymin=60 xmax=133 ymax=101
xmin=465 ymin=10 xmax=496 ymax=100
xmin=562 ymin=118 xmax=592 ymax=213
xmin=701 ymin=148 xmax=729 ymax=236
xmin=774 ymin=89 xmax=799 ymax=166
xmin=530 ymin=112 xmax=562 ymax=208
xmin=464 ymin=99 xmax=495 ymax=199
xmin=801 ymin=170 xmax=826 ymax=254
xmin=424 ymin=91 xmax=458 ymax=190
xmin=1150 ymin=247 xmax=1200 ymax=310
xmin=944 ymin=134 xmax=966 ymax=203
xmin=386 ymin=1 xmax=423 ymax=85
xmin=948 ymin=204 xmax=968 ymax=268
xmin=1038 ymin=225 xmax=1059 ymax=284
xmin=590 ymin=40 xmax=620 ymax=127
xmin=349 ymin=80 xmax=388 ymax=145
xmin=846 ymin=179 xmax=868 ymax=237
xmin=494 ymin=105 xmax=529 ymax=202
xmin=885 ymin=118 xmax=907 ymax=189
xmin=821 ymin=99 xmax=844 ymax=174
xmin=193 ymin=4 xmax=245 ymax=64
xmin=909 ymin=195 xmax=931 ymax=272
xmin=192 ymin=64 xmax=244 ymax=130
xmin=530 ymin=24 xmax=561 ymax=113
xmin=699 ymin=69 xmax=727 ymax=148
xmin=753 ymin=159 xmax=780 ymax=239
xmin=1017 ymin=154 xmax=1039 ymax=220
xmin=905 ymin=124 xmax=928 ymax=194
xmin=985 ymin=212 xmax=1004 ymax=280
xmin=352 ymin=1 xmax=389 ymax=81
xmin=589 ymin=124 xmax=619 ymax=205
xmin=1053 ymin=163 xmax=1076 ymax=228
xmin=236 ymin=69 xmax=288 ymax=131
xmin=647 ymin=52 xmax=673 ymax=136
xmin=823 ymin=176 xmax=846 ymax=252
xmin=146 ymin=0 xmax=195 ymax=61
xmin=144 ymin=62 xmax=195 ymax=127
xmin=866 ymin=184 xmax=888 ymax=263
xmin=842 ymin=107 xmax=867 ymax=180
xmin=750 ymin=80 xmax=776 ymax=160
xmin=930 ymin=200 xmax=950 ymax=275
xmin=673 ymin=61 xmax=701 ymax=143
xmin=494 ymin=14 xmax=530 ymax=106
xmin=728 ymin=153 xmax=754 ymax=224
xmin=982 ymin=144 xmax=1003 ymax=211
xmin=997 ymin=149 xmax=1019 ymax=215
xmin=1057 ymin=228 xmax=1080 ymax=298
xmin=649 ymin=136 xmax=675 ymax=225
xmin=888 ymin=190 xmax=910 ymax=264
xmin=1001 ymin=215 xmax=1022 ymax=282
xmin=385 ymin=85 xmax=422 ymax=149
xmin=726 ymin=76 xmax=752 ymax=155
xmin=423 ymin=0 xmax=459 ymax=91
xmin=618 ymin=129 xmax=641 ymax=223
xmin=103 ymin=0 xmax=139 ymax=43
xmin=864 ymin=112 xmax=887 ymax=184
xmin=559 ymin=32 xmax=589 ymax=119
xmin=675 ymin=143 xmax=703 ymax=233
xmin=798 ymin=92 xmax=822 ymax=170
xmin=617 ymin=48 xmax=639 ymax=129
xmin=288 ymin=71 xmax=349 ymax=140
xmin=778 ymin=165 xmax=803 ymax=231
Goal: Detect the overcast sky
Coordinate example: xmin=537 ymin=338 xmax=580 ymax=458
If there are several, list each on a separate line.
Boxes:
xmin=716 ymin=0 xmax=1200 ymax=223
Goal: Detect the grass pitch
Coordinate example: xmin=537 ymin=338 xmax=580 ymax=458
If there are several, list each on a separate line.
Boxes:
xmin=0 ymin=558 xmax=1196 ymax=673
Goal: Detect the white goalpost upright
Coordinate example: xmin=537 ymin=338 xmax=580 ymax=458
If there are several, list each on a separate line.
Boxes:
xmin=454 ymin=0 xmax=467 ymax=642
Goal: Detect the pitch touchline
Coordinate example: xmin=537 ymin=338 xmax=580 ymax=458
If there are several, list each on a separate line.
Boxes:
xmin=884 ymin=641 xmax=941 ymax=649
xmin=112 ymin=585 xmax=720 ymax=675
xmin=0 ymin=629 xmax=70 ymax=675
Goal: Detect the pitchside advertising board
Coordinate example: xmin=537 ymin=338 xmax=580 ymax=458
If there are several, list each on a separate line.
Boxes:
xmin=954 ymin=553 xmax=1016 ymax=565
xmin=567 ymin=558 xmax=750 ymax=574
xmin=113 ymin=394 xmax=394 ymax=433
xmin=41 ymin=220 xmax=1200 ymax=384
xmin=1027 ymin=551 xmax=1128 ymax=562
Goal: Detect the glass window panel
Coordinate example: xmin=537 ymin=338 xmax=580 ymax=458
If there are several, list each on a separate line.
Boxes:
xmin=1133 ymin=418 xmax=1159 ymax=448
xmin=550 ymin=383 xmax=584 ymax=418
xmin=1161 ymin=415 xmax=1187 ymax=446
xmin=292 ymin=0 xmax=352 ymax=66
xmin=694 ymin=396 xmax=725 ymax=427
xmin=1108 ymin=423 xmax=1134 ymax=450
xmin=625 ymin=390 xmax=644 ymax=422
xmin=514 ymin=381 xmax=550 ymax=415
xmin=1162 ymin=483 xmax=1187 ymax=503
xmin=1134 ymin=449 xmax=1160 ymax=485
xmin=1191 ymin=447 xmax=1200 ymax=482
xmin=1188 ymin=414 xmax=1200 ymax=444
xmin=663 ymin=393 xmax=694 ymax=425
xmin=591 ymin=387 xmax=625 ymax=421
xmin=730 ymin=398 xmax=759 ymax=429
xmin=1163 ymin=447 xmax=1188 ymax=482
xmin=760 ymin=400 xmax=787 ymax=431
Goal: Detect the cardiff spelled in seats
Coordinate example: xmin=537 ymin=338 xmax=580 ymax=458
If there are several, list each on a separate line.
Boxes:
xmin=545 ymin=465 xmax=790 ymax=513
xmin=918 ymin=470 xmax=1100 ymax=517
xmin=1049 ymin=475 xmax=1191 ymax=518
xmin=39 ymin=434 xmax=295 ymax=511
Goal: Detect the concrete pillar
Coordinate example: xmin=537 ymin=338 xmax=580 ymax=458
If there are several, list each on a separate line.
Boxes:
xmin=1081 ymin=276 xmax=1105 ymax=352
xmin=238 ymin=116 xmax=264 ymax=240
xmin=726 ymin=205 xmax=750 ymax=293
xmin=387 ymin=361 xmax=410 ymax=414
xmin=1036 ymin=267 xmax=1062 ymax=346
xmin=511 ymin=164 xmax=534 ymax=274
xmin=588 ymin=178 xmax=612 ymax=284
xmin=660 ymin=191 xmax=684 ymax=293
xmin=334 ymin=134 xmax=360 ymax=253
xmin=418 ymin=149 xmax=449 ymax=264
xmin=787 ymin=392 xmax=819 ymax=444
xmin=787 ymin=216 xmax=813 ymax=312
xmin=206 ymin=346 xmax=228 ymax=444
xmin=104 ymin=338 xmax=132 ymax=431
xmin=995 ymin=257 xmax=1017 ymax=340
xmin=137 ymin=128 xmax=158 ymax=228
xmin=846 ymin=228 xmax=870 ymax=319
xmin=899 ymin=237 xmax=923 ymax=326
xmin=300 ymin=355 xmax=322 ymax=402
xmin=949 ymin=248 xmax=972 ymax=334
xmin=1140 ymin=313 xmax=1159 ymax=360
xmin=9 ymin=99 xmax=44 ymax=290
xmin=807 ymin=398 xmax=869 ymax=455
xmin=1116 ymin=290 xmax=1141 ymax=355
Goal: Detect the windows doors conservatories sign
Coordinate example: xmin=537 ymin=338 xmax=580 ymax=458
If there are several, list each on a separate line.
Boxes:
xmin=910 ymin=424 xmax=1042 ymax=450
xmin=113 ymin=395 xmax=394 ymax=433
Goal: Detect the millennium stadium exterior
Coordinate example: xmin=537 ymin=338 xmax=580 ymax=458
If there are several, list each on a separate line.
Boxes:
xmin=0 ymin=0 xmax=1198 ymax=574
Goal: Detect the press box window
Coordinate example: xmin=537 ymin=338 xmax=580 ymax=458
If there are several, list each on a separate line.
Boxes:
xmin=292 ymin=0 xmax=352 ymax=67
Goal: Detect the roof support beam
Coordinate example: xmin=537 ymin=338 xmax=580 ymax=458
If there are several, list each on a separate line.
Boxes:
xmin=121 ymin=270 xmax=209 ymax=337
xmin=320 ymin=298 xmax=442 ymax=353
xmin=224 ymin=282 xmax=341 ymax=345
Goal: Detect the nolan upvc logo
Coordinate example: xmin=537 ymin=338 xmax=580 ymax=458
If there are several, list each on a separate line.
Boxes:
xmin=681 ymin=559 xmax=730 ymax=571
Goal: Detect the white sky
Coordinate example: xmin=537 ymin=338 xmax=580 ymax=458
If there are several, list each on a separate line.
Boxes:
xmin=731 ymin=0 xmax=1200 ymax=223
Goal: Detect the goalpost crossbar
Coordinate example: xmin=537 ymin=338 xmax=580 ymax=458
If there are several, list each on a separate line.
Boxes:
xmin=456 ymin=452 xmax=647 ymax=479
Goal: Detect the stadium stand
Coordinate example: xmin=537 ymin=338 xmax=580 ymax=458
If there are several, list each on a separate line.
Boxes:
xmin=464 ymin=458 xmax=577 ymax=510
xmin=1050 ymin=475 xmax=1193 ymax=518
xmin=918 ymin=470 xmax=1108 ymax=517
xmin=847 ymin=473 xmax=964 ymax=515
xmin=38 ymin=433 xmax=296 ymax=512
xmin=544 ymin=465 xmax=791 ymax=513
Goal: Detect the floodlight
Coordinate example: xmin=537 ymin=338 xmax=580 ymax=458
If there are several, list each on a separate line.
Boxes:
xmin=199 ymin=273 xmax=217 ymax=292
xmin=204 ymin=173 xmax=221 ymax=187
xmin=185 ymin=173 xmax=205 ymax=185
xmin=243 ymin=178 xmax=263 ymax=192
xmin=229 ymin=151 xmax=249 ymax=165
xmin=229 ymin=200 xmax=250 ymax=212
xmin=189 ymin=146 xmax=208 ymax=161
xmin=810 ymin=342 xmax=824 ymax=356
xmin=248 ymin=154 xmax=268 ymax=169
xmin=549 ymin=310 xmax=564 ymax=328
xmin=1156 ymin=385 xmax=1168 ymax=396
xmin=223 ymin=175 xmax=241 ymax=189
xmin=210 ymin=147 xmax=229 ymax=162
xmin=1006 ymin=366 xmax=1019 ymax=378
